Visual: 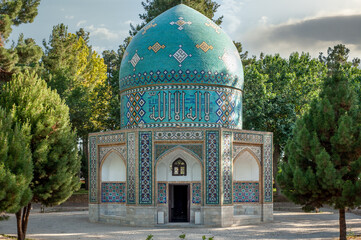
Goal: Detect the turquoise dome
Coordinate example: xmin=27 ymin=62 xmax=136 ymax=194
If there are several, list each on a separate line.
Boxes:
xmin=119 ymin=4 xmax=244 ymax=129
xmin=119 ymin=4 xmax=244 ymax=90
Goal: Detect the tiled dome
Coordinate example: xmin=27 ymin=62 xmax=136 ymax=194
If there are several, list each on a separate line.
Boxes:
xmin=119 ymin=4 xmax=244 ymax=129
xmin=119 ymin=4 xmax=244 ymax=91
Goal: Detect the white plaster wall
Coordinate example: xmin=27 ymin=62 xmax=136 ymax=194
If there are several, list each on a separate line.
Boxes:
xmin=233 ymin=151 xmax=259 ymax=181
xmin=101 ymin=152 xmax=126 ymax=181
xmin=156 ymin=148 xmax=201 ymax=182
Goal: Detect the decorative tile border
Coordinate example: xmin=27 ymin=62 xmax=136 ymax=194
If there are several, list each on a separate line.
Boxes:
xmin=99 ymin=145 xmax=126 ymax=163
xmin=206 ymin=131 xmax=219 ymax=204
xmin=192 ymin=182 xmax=201 ymax=204
xmin=155 ymin=144 xmax=203 ymax=161
xmin=89 ymin=136 xmax=97 ymax=203
xmin=139 ymin=132 xmax=152 ymax=204
xmin=120 ymin=70 xmax=242 ymax=90
xmin=233 ymin=133 xmax=263 ymax=143
xmin=101 ymin=182 xmax=126 ymax=203
xmin=127 ymin=133 xmax=136 ymax=204
xmin=97 ymin=133 xmax=125 ymax=144
xmin=233 ymin=145 xmax=262 ymax=164
xmin=154 ymin=131 xmax=204 ymax=140
xmin=158 ymin=183 xmax=167 ymax=204
xmin=222 ymin=132 xmax=232 ymax=204
xmin=263 ymin=134 xmax=273 ymax=202
xmin=233 ymin=182 xmax=259 ymax=203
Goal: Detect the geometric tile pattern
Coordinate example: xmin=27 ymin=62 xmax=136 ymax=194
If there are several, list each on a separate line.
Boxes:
xmin=158 ymin=183 xmax=167 ymax=204
xmin=139 ymin=132 xmax=152 ymax=204
xmin=89 ymin=136 xmax=97 ymax=203
xmin=233 ymin=132 xmax=263 ymax=143
xmin=192 ymin=183 xmax=201 ymax=204
xmin=154 ymin=131 xmax=204 ymax=140
xmin=233 ymin=145 xmax=262 ymax=164
xmin=120 ymin=70 xmax=242 ymax=90
xmin=155 ymin=144 xmax=203 ymax=161
xmin=129 ymin=50 xmax=143 ymax=71
xmin=99 ymin=145 xmax=126 ymax=164
xmin=127 ymin=133 xmax=136 ymax=204
xmin=233 ymin=182 xmax=259 ymax=203
xmin=206 ymin=131 xmax=219 ymax=204
xmin=97 ymin=133 xmax=125 ymax=144
xmin=170 ymin=17 xmax=192 ymax=30
xmin=169 ymin=45 xmax=192 ymax=67
xmin=215 ymin=91 xmax=236 ymax=126
xmin=101 ymin=182 xmax=126 ymax=203
xmin=263 ymin=134 xmax=273 ymax=202
xmin=222 ymin=132 xmax=232 ymax=204
xmin=148 ymin=42 xmax=165 ymax=53
xmin=196 ymin=41 xmax=213 ymax=53
xmin=126 ymin=92 xmax=146 ymax=127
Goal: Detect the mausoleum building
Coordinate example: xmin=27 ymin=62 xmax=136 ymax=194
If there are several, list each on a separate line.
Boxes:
xmin=88 ymin=4 xmax=273 ymax=227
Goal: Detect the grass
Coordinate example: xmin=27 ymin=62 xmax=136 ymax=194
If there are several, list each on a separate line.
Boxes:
xmin=73 ymin=188 xmax=88 ymax=195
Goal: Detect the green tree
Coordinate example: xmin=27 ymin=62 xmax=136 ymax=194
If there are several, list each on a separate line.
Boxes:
xmin=130 ymin=0 xmax=223 ymax=36
xmin=0 ymin=71 xmax=80 ymax=240
xmin=243 ymin=53 xmax=327 ymax=193
xmin=0 ymin=108 xmax=33 ymax=214
xmin=14 ymin=33 xmax=43 ymax=71
xmin=42 ymin=24 xmax=111 ymax=137
xmin=277 ymin=64 xmax=361 ymax=240
xmin=0 ymin=0 xmax=41 ymax=73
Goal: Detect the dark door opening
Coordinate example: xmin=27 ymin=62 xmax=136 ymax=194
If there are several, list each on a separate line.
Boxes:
xmin=169 ymin=184 xmax=189 ymax=222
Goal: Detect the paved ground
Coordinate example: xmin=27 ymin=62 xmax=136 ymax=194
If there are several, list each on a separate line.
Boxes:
xmin=1 ymin=209 xmax=361 ymax=240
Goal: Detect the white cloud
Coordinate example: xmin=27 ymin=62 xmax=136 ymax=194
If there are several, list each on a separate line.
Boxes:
xmin=85 ymin=25 xmax=119 ymax=40
xmin=77 ymin=20 xmax=87 ymax=27
xmin=218 ymin=0 xmax=243 ymax=34
xmin=65 ymin=15 xmax=74 ymax=20
xmin=241 ymin=13 xmax=361 ymax=59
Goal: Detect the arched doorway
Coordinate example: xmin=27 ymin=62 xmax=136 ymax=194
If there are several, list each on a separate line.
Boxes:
xmin=156 ymin=147 xmax=202 ymax=223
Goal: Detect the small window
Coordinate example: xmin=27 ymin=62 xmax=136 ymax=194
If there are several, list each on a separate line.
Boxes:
xmin=172 ymin=158 xmax=186 ymax=176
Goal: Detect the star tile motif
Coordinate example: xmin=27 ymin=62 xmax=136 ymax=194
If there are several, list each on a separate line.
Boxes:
xmin=169 ymin=45 xmax=192 ymax=67
xmin=148 ymin=42 xmax=166 ymax=53
xmin=196 ymin=41 xmax=214 ymax=53
xmin=170 ymin=17 xmax=192 ymax=30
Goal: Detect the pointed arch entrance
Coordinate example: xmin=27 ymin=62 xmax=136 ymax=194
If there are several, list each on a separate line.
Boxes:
xmin=156 ymin=147 xmax=202 ymax=223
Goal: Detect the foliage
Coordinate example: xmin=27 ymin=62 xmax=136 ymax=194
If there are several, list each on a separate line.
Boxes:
xmin=243 ymin=52 xmax=327 ymax=192
xmin=42 ymin=24 xmax=111 ymax=138
xmin=0 ymin=107 xmax=32 ymax=214
xmin=0 ymin=71 xmax=81 ymax=239
xmin=14 ymin=33 xmax=43 ymax=71
xmin=179 ymin=234 xmax=186 ymax=239
xmin=130 ymin=0 xmax=223 ymax=36
xmin=277 ymin=64 xmax=361 ymax=240
xmin=0 ymin=0 xmax=41 ymax=72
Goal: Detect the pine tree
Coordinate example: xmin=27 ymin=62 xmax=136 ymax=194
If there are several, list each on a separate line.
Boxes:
xmin=130 ymin=0 xmax=223 ymax=36
xmin=277 ymin=64 xmax=361 ymax=240
xmin=0 ymin=71 xmax=80 ymax=240
xmin=0 ymin=107 xmax=33 ymax=214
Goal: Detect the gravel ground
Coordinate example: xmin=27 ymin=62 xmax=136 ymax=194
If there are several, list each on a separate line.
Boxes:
xmin=1 ymin=209 xmax=361 ymax=240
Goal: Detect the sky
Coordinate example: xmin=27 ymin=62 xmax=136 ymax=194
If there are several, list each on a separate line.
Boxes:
xmin=7 ymin=0 xmax=361 ymax=60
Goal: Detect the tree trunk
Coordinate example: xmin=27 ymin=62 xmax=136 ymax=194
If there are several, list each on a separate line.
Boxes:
xmin=339 ymin=208 xmax=347 ymax=240
xmin=273 ymin=143 xmax=281 ymax=195
xmin=15 ymin=203 xmax=31 ymax=240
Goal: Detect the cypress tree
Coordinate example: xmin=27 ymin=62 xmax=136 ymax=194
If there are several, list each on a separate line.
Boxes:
xmin=0 ymin=71 xmax=80 ymax=240
xmin=0 ymin=107 xmax=33 ymax=214
xmin=277 ymin=64 xmax=361 ymax=240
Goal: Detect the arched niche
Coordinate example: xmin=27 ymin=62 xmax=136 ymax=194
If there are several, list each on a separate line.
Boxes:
xmin=233 ymin=150 xmax=260 ymax=181
xmin=156 ymin=147 xmax=202 ymax=182
xmin=101 ymin=151 xmax=126 ymax=181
